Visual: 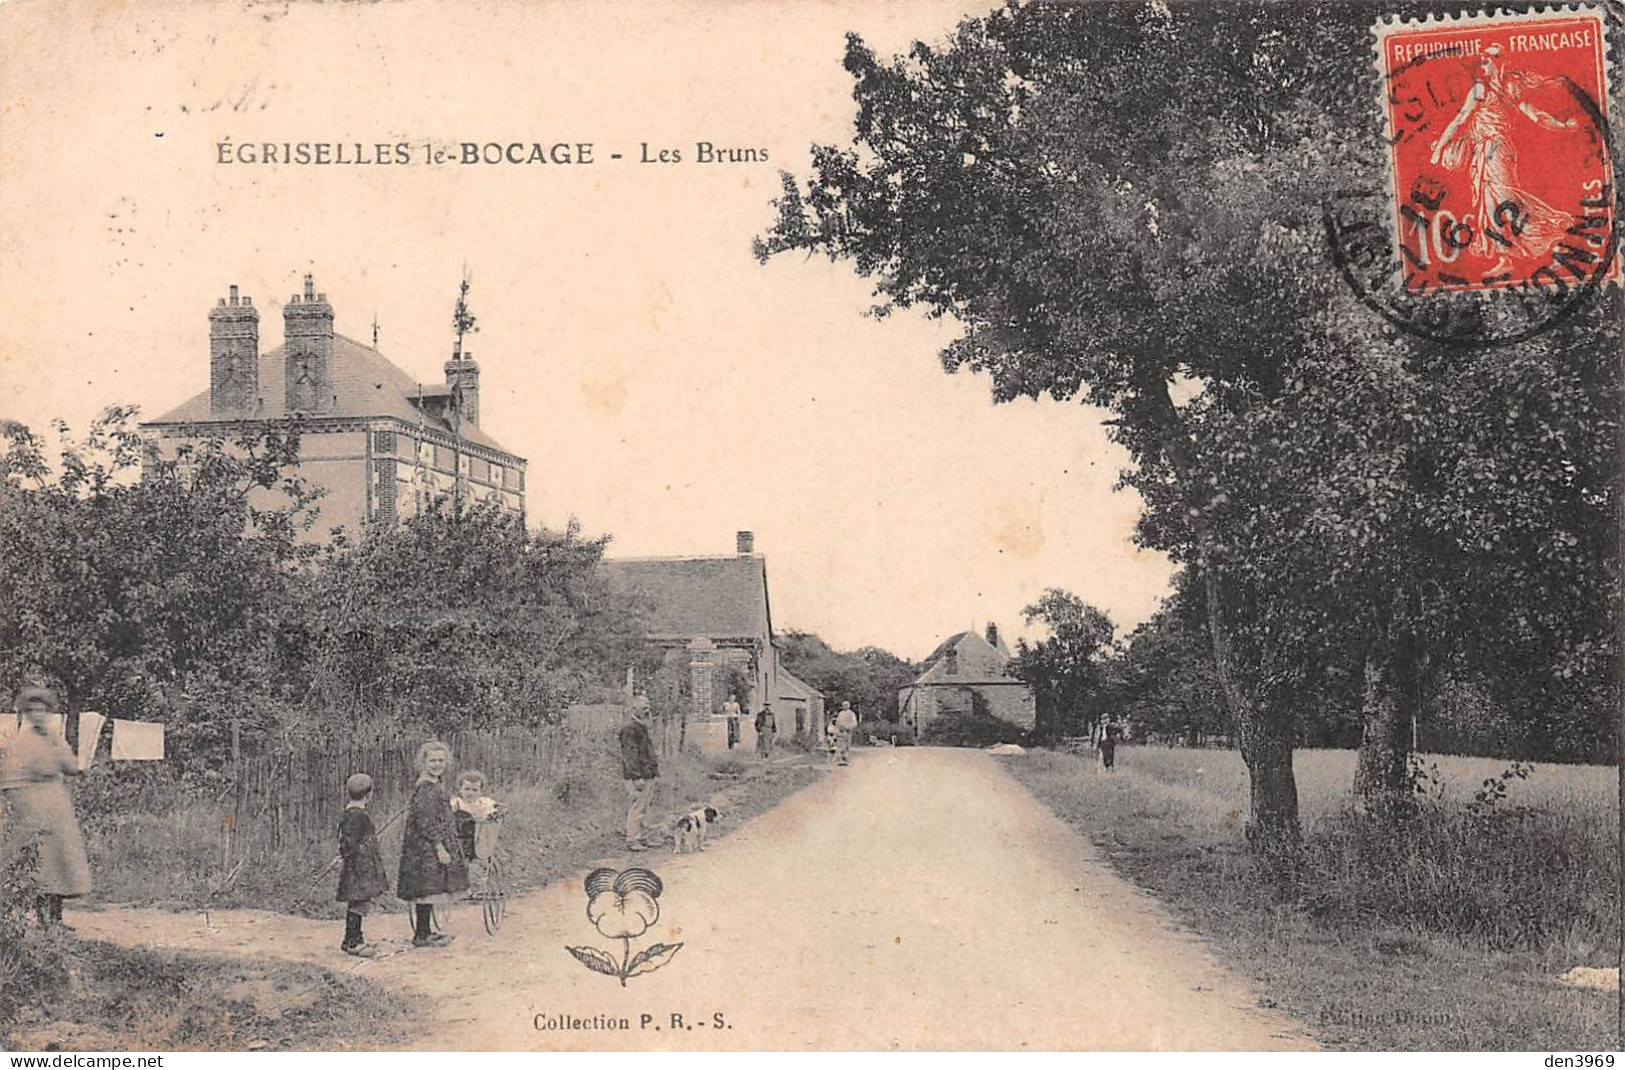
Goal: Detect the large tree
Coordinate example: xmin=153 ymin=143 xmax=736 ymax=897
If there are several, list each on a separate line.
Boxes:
xmin=756 ymin=1 xmax=1363 ymax=845
xmin=1010 ymin=588 xmax=1115 ymax=742
xmin=778 ymin=630 xmax=917 ymax=721
xmin=758 ymin=0 xmax=1619 ymax=838
xmin=0 ymin=408 xmax=317 ymax=753
xmin=286 ymin=505 xmax=655 ymax=735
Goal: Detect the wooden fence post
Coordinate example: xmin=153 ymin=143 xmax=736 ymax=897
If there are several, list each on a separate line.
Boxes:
xmin=225 ymin=719 xmax=242 ymax=873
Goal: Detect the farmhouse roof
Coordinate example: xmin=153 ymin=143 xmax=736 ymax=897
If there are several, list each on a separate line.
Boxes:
xmin=144 ymin=334 xmax=518 ymax=457
xmin=600 ymin=554 xmax=773 ymax=643
xmin=910 ymin=629 xmax=1020 ymax=687
xmin=777 ymin=666 xmax=822 ymax=701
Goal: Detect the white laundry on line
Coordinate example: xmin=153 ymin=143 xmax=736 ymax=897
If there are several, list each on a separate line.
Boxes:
xmin=112 ymin=719 xmax=165 ymax=761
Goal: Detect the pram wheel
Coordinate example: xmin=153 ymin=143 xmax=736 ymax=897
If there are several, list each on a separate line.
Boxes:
xmin=482 ymin=857 xmax=505 ymax=934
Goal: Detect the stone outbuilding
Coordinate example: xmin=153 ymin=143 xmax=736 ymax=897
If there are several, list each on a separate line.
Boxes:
xmin=897 ymin=624 xmax=1036 ymax=736
xmin=601 ymin=532 xmax=798 ymax=754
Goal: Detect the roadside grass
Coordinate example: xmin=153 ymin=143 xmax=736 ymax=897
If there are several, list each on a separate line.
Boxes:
xmin=81 ymin=740 xmax=823 ymax=918
xmin=1 ymin=928 xmax=418 ymax=1051
xmin=3 ymin=743 xmax=820 ymax=1051
xmin=1002 ymin=746 xmax=1619 ymax=1051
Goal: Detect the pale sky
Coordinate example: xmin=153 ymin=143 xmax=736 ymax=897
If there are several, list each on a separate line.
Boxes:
xmin=0 ymin=0 xmax=1174 ymax=661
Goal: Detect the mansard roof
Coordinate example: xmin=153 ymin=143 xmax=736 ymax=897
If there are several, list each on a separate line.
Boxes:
xmin=143 ymin=334 xmax=520 ymax=460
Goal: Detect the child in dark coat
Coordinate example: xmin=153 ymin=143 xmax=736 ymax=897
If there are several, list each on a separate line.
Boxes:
xmin=397 ymin=740 xmax=469 ymax=948
xmin=336 ymin=772 xmax=388 ymax=957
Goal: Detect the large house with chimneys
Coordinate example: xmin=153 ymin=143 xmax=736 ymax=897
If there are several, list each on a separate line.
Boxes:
xmin=140 ymin=275 xmax=527 ymax=537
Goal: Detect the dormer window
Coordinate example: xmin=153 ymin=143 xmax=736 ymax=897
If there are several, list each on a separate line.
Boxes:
xmin=945 ymin=649 xmax=959 ymax=676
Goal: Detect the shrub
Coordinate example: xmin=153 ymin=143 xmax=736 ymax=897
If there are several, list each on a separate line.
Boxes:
xmin=0 ymin=841 xmax=71 ymax=1035
xmin=863 ymin=720 xmax=916 ymax=746
xmin=920 ymin=704 xmax=1026 ymax=747
xmin=707 ymin=754 xmax=747 ymax=778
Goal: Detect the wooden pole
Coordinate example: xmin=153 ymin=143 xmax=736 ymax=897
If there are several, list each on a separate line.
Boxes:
xmin=228 ymin=719 xmax=242 ymax=871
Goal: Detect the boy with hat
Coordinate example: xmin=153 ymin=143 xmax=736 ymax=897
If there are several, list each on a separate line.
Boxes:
xmin=336 ymin=772 xmax=387 ymax=957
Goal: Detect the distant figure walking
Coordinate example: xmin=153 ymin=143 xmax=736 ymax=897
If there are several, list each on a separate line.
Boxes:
xmin=620 ymin=696 xmax=659 ymax=851
xmin=1 ymin=687 xmax=92 ymax=929
xmin=722 ymin=694 xmax=742 ymax=750
xmin=1099 ymin=723 xmax=1121 ymax=771
xmin=835 ymin=701 xmax=859 ymax=766
xmin=755 ymin=705 xmax=777 ymax=760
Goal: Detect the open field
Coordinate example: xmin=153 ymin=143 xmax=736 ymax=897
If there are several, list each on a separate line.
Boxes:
xmin=1003 ymin=745 xmax=1619 ymax=1051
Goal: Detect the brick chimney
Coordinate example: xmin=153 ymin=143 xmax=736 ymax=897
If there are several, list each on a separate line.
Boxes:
xmin=985 ymin=622 xmax=1001 ymax=650
xmin=444 ymin=355 xmax=480 ymax=428
xmin=209 ymin=285 xmax=259 ymax=415
xmin=283 ymin=274 xmax=334 ymax=414
xmin=736 ymin=531 xmax=755 ymax=555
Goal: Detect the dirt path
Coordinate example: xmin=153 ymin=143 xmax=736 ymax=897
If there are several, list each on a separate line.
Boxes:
xmin=75 ymin=748 xmax=1314 ymax=1050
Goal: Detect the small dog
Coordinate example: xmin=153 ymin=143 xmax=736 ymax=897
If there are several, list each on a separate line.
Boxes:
xmin=673 ymin=805 xmax=720 ymax=854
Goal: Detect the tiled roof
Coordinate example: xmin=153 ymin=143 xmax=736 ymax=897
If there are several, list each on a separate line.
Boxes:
xmin=142 ymin=334 xmax=518 ymax=457
xmin=911 ymin=630 xmax=1018 ymax=687
xmin=777 ymin=667 xmax=822 ymax=700
xmin=601 ymin=555 xmax=771 ymax=642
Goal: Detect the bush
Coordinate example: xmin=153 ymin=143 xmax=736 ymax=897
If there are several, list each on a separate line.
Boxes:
xmin=862 ymin=720 xmax=915 ymax=746
xmin=920 ymin=705 xmax=1026 ymax=747
xmin=707 ymin=754 xmax=747 ymax=778
xmin=0 ymin=841 xmax=71 ymax=1035
xmin=1301 ymin=799 xmax=1614 ymax=951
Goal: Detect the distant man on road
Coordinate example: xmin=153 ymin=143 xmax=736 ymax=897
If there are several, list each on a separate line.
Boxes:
xmin=1099 ymin=722 xmax=1121 ymax=771
xmin=620 ymin=695 xmax=659 ymax=850
xmin=754 ymin=704 xmax=777 ymax=760
xmin=835 ymin=701 xmax=859 ymax=766
xmin=722 ymin=694 xmax=742 ymax=750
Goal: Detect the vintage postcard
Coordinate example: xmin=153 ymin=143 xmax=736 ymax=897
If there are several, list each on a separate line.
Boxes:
xmin=0 ymin=0 xmax=1619 ymax=1055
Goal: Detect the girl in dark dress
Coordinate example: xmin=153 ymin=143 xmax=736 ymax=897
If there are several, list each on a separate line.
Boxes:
xmin=396 ymin=740 xmax=468 ymax=947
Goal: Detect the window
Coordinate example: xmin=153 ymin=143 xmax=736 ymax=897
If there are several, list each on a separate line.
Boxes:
xmin=490 ymin=462 xmax=504 ymax=485
xmin=945 ymin=649 xmax=960 ymax=676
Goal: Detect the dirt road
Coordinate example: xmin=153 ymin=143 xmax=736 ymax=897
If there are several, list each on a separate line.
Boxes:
xmin=75 ymin=748 xmax=1314 ymax=1050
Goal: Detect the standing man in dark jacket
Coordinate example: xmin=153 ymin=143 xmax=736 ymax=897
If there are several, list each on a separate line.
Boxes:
xmin=619 ymin=696 xmax=659 ymax=851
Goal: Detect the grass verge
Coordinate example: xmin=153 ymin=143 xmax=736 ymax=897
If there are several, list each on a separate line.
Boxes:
xmin=2 ymin=929 xmax=417 ymax=1051
xmin=1001 ymin=747 xmax=1618 ymax=1051
xmin=5 ymin=744 xmax=820 ymax=1051
xmin=82 ymin=739 xmax=823 ymax=919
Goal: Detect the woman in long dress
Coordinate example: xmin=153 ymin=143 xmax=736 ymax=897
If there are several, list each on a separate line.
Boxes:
xmin=1429 ymin=46 xmax=1580 ymax=270
xmin=1 ymin=687 xmax=92 ymax=928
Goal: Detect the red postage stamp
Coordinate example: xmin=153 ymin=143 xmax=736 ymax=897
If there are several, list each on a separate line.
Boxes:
xmin=1374 ymin=7 xmax=1616 ymax=295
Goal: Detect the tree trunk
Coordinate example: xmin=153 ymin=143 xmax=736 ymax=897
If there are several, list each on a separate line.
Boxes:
xmin=1354 ymin=592 xmax=1420 ymax=820
xmin=1204 ymin=565 xmax=1302 ymax=849
xmin=1141 ymin=371 xmax=1303 ymax=848
xmin=1353 ymin=650 xmax=1413 ymax=817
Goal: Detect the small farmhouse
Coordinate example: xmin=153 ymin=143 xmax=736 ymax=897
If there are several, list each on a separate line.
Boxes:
xmin=898 ymin=624 xmax=1036 ymax=735
xmin=600 ymin=531 xmax=805 ymax=753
